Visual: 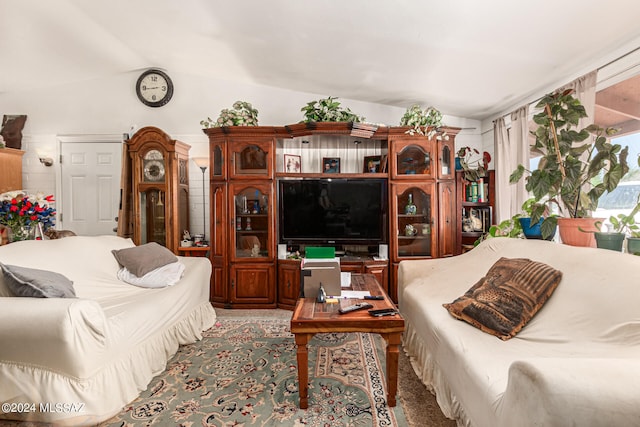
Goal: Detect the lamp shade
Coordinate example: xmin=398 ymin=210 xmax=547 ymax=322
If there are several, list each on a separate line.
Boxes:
xmin=192 ymin=157 xmax=209 ymax=169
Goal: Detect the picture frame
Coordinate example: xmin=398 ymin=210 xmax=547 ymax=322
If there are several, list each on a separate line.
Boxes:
xmin=322 ymin=157 xmax=340 ymax=173
xmin=363 ymin=155 xmax=382 ymax=173
xmin=284 ymin=154 xmax=301 ymax=173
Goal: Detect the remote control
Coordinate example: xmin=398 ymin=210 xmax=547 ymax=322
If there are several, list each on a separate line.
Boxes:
xmin=364 ymin=295 xmax=384 ymax=300
xmin=338 ymin=302 xmax=373 ymax=314
xmin=368 ymin=308 xmax=398 ymax=316
xmin=370 ymin=311 xmax=397 ymax=317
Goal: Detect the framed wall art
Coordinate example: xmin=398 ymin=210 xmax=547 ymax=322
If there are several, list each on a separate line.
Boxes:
xmin=363 ymin=155 xmax=382 ymax=173
xmin=284 ymin=154 xmax=301 ymax=173
xmin=322 ymin=157 xmax=340 ymax=173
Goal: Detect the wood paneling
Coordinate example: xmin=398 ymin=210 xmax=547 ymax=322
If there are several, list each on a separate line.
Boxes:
xmin=0 ymin=148 xmax=24 ymax=193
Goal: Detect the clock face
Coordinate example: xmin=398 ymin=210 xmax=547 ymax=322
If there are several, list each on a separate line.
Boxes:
xmin=144 ymin=160 xmax=165 ymax=181
xmin=143 ymin=150 xmax=166 ymax=182
xmin=136 ymin=69 xmax=174 ymax=107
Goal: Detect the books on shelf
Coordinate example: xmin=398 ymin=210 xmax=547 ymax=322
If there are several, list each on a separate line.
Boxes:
xmin=464 ymin=178 xmax=489 ymax=203
xmin=350 ymin=122 xmax=379 ymax=138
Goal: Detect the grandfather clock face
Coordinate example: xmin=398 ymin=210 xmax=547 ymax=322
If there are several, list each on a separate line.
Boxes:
xmin=143 ymin=149 xmax=166 ymax=182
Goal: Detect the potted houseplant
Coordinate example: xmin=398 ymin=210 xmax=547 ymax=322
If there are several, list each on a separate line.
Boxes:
xmin=592 ymin=219 xmax=626 ymax=251
xmin=518 ymin=198 xmax=557 ymax=240
xmin=457 ymin=146 xmax=490 ymax=182
xmin=510 ymin=89 xmax=629 ymax=246
xmin=300 ymin=96 xmax=365 ymax=123
xmin=200 ymin=101 xmax=259 ymax=128
xmin=626 ymin=224 xmax=640 ymax=255
xmin=476 ymin=198 xmax=556 ymax=245
xmin=399 ymin=104 xmax=447 ymax=140
xmin=591 ymin=198 xmax=639 ymax=251
xmin=600 ymin=196 xmax=640 ymax=253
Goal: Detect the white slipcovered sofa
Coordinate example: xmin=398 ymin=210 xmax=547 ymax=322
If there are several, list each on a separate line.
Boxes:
xmin=0 ymin=235 xmax=216 ymax=426
xmin=398 ymin=237 xmax=640 ymax=427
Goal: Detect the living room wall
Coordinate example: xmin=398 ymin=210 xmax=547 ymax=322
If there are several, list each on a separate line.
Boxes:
xmin=0 ymin=70 xmax=483 ymax=236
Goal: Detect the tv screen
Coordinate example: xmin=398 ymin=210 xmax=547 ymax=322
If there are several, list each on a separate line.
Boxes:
xmin=278 ymin=178 xmax=387 ymax=245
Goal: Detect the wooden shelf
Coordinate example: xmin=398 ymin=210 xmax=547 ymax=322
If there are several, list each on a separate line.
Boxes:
xmin=276 ymin=172 xmax=388 ymax=179
xmin=456 ymin=170 xmax=495 ymax=254
xmin=461 ymin=231 xmax=484 ymax=237
xmin=462 ymin=201 xmax=492 ymax=207
xmin=206 ymin=122 xmax=463 ymax=308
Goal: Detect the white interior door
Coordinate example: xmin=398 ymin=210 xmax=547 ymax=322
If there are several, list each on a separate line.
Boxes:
xmin=60 ymin=141 xmax=122 ymax=236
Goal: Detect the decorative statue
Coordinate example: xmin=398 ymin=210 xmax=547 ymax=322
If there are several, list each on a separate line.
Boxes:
xmin=251 ymin=243 xmax=260 ymax=257
xmin=470 ymin=209 xmax=483 ymax=231
xmin=0 ymin=115 xmax=27 ymax=149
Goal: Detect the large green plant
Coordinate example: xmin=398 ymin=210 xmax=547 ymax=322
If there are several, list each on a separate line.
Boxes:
xmin=300 ymin=96 xmax=364 ymax=123
xmin=510 ymin=89 xmax=629 ymax=239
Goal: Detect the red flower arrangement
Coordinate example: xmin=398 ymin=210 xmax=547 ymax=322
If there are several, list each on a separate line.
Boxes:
xmin=0 ymin=191 xmax=56 ymax=240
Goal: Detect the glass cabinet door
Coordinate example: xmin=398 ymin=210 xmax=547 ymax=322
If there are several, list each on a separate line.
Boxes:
xmin=438 ymin=139 xmax=455 ymax=179
xmin=210 ymin=143 xmax=224 ymax=179
xmin=140 ymin=189 xmax=166 ymax=246
xmin=232 ymin=185 xmax=271 ymax=260
xmin=393 ymin=141 xmax=434 ymax=179
xmin=229 ymin=140 xmax=272 ymax=179
xmin=395 ymin=185 xmax=435 ymax=258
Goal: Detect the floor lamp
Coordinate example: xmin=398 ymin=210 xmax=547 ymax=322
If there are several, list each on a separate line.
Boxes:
xmin=192 ymin=158 xmax=209 ymax=245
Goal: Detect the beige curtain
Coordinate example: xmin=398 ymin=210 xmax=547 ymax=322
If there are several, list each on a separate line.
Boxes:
xmin=494 ymin=117 xmax=511 ymax=222
xmin=495 ymin=106 xmax=530 ymax=223
xmin=510 ymin=106 xmax=530 ymax=215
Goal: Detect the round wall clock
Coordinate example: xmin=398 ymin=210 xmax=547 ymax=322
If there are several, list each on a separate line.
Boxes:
xmin=136 ymin=69 xmax=174 ymax=107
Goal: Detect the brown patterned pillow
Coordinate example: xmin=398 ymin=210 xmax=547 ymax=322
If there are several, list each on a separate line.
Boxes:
xmin=443 ymin=257 xmax=562 ymax=340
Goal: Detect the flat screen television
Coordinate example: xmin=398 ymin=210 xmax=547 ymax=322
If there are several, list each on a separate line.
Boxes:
xmin=278 ymin=178 xmax=388 ymax=246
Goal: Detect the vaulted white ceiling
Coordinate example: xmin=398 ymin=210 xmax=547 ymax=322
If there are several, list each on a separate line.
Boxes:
xmin=2 ymin=0 xmax=640 ymax=120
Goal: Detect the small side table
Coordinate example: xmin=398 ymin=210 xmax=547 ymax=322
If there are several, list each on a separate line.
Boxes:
xmin=177 ymin=246 xmax=210 ymax=257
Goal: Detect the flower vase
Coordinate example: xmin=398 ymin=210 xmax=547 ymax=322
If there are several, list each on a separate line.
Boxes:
xmin=8 ymin=225 xmax=36 ymax=242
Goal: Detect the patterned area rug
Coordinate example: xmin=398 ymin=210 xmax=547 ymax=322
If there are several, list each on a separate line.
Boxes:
xmin=101 ymin=316 xmax=408 ymax=426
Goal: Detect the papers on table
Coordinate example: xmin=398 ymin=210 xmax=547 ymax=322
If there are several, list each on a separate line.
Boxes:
xmin=341 ymin=272 xmax=351 ymax=288
xmin=329 ymin=290 xmax=371 ymax=299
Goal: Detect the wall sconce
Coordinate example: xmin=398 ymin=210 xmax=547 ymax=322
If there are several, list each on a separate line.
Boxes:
xmin=39 ymin=157 xmax=54 ymax=167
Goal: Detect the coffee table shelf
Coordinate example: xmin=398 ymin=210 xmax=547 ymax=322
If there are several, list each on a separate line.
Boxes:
xmin=290 ymin=273 xmax=405 ymax=409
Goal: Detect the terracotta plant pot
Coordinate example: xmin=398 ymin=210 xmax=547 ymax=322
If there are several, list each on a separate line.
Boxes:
xmin=557 ymin=217 xmax=603 ymax=248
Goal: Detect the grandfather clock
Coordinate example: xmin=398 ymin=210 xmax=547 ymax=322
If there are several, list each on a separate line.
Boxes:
xmin=127 ymin=126 xmax=190 ymax=253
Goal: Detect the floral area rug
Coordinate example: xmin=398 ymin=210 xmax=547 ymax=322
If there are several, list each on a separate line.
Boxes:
xmin=102 ymin=317 xmax=408 ymax=427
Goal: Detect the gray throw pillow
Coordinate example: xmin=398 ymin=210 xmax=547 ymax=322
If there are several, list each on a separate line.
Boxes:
xmin=111 ymin=242 xmax=178 ymax=277
xmin=0 ymin=263 xmax=76 ymax=298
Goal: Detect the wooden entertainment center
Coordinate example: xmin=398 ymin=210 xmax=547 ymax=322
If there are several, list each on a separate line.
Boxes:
xmin=204 ymin=122 xmax=464 ymax=308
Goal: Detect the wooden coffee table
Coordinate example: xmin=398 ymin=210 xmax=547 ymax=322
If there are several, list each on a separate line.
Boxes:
xmin=290 ymin=273 xmax=405 ymax=409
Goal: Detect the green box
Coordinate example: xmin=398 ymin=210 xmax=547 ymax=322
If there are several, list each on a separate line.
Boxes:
xmin=304 ymin=246 xmax=335 ymax=259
